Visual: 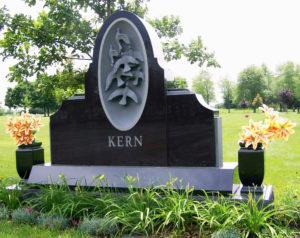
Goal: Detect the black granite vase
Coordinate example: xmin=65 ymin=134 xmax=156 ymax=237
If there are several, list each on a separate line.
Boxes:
xmin=238 ymin=145 xmax=264 ymax=187
xmin=16 ymin=142 xmax=44 ymax=179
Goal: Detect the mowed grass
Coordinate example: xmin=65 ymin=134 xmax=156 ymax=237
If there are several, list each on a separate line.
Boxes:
xmin=0 ymin=221 xmax=86 ymax=238
xmin=222 ymin=109 xmax=300 ymax=195
xmin=0 ymin=116 xmax=51 ymax=178
xmin=0 ymin=110 xmax=299 ymax=195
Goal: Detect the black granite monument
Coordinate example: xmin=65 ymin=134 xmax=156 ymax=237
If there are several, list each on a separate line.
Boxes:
xmin=28 ymin=11 xmax=237 ymax=192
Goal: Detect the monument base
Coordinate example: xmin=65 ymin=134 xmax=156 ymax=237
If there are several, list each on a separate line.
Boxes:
xmin=232 ymin=184 xmax=274 ymax=205
xmin=27 ymin=162 xmax=237 ymax=192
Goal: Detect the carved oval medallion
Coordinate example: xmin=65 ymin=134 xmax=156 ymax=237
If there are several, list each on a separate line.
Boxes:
xmin=98 ymin=17 xmax=149 ymax=131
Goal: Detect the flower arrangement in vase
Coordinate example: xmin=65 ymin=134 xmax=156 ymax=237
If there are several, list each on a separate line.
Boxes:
xmin=238 ymin=104 xmax=296 ymax=188
xmin=6 ymin=113 xmax=44 ymax=179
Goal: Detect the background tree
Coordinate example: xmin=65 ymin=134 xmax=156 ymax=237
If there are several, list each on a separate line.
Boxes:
xmin=236 ymin=65 xmax=266 ymax=104
xmin=220 ymin=78 xmax=235 ymax=113
xmin=278 ymin=89 xmax=294 ymax=112
xmin=5 ymin=81 xmax=33 ymax=111
xmin=276 ymin=62 xmax=298 ymax=93
xmin=252 ymin=93 xmax=263 ymax=113
xmin=239 ymin=99 xmax=249 ymax=109
xmin=192 ymin=71 xmax=215 ymax=104
xmin=261 ymin=64 xmax=277 ymax=105
xmin=295 ymin=75 xmax=300 ymax=112
xmin=165 ymin=76 xmax=187 ymax=89
xmin=0 ymin=1 xmax=218 ymax=83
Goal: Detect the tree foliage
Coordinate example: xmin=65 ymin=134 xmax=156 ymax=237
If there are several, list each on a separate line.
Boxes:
xmin=165 ymin=76 xmax=187 ymax=89
xmin=192 ymin=71 xmax=215 ymax=104
xmin=236 ymin=65 xmax=266 ymax=104
xmin=252 ymin=93 xmax=263 ymax=113
xmin=5 ymin=81 xmax=32 ymax=110
xmin=0 ymin=0 xmax=219 ymax=83
xmin=220 ymin=78 xmax=235 ymax=112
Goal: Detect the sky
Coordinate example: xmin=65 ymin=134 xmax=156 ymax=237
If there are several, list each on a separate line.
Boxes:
xmin=1 ymin=0 xmax=300 ymax=105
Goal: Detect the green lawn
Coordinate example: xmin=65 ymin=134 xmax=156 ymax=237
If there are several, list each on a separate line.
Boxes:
xmin=0 ymin=221 xmax=87 ymax=238
xmin=0 ymin=110 xmax=299 ymax=195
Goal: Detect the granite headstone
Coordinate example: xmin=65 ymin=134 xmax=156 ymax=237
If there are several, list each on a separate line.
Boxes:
xmin=28 ymin=11 xmax=237 ymax=191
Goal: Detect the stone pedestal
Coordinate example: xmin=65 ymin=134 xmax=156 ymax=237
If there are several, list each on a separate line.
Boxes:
xmin=27 ymin=162 xmax=237 ymax=192
xmin=232 ymin=184 xmax=274 ymax=205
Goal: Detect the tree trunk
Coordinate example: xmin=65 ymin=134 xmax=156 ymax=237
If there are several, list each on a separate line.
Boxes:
xmin=43 ymin=107 xmax=46 ymax=117
xmin=297 ymin=108 xmax=300 ymax=114
xmin=253 ymin=107 xmax=256 ymax=113
xmin=106 ymin=0 xmax=112 ymax=19
xmin=227 ymin=107 xmax=231 ymax=113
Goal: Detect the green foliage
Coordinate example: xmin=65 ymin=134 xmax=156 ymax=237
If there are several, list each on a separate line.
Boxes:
xmin=252 ymin=93 xmax=263 ymax=112
xmin=11 ymin=208 xmax=36 ymax=225
xmin=5 ymin=81 xmax=32 ymax=110
xmin=0 ymin=220 xmax=85 ymax=237
xmin=0 ymin=206 xmax=9 ymax=220
xmin=165 ymin=76 xmax=187 ymax=89
xmin=220 ymin=78 xmax=235 ymax=112
xmin=149 ymin=15 xmax=183 ymax=38
xmin=276 ymin=62 xmax=300 ymax=93
xmin=192 ymin=71 xmax=215 ymax=104
xmin=0 ymin=6 xmax=9 ymax=31
xmin=0 ymin=178 xmax=21 ymax=210
xmin=185 ymin=36 xmax=220 ymax=68
xmin=78 ymin=218 xmax=100 ymax=236
xmin=276 ymin=186 xmax=300 ymax=227
xmin=237 ymin=65 xmax=267 ymax=104
xmin=37 ymin=214 xmax=69 ymax=230
xmin=28 ymin=182 xmax=93 ymax=219
xmin=0 ymin=1 xmax=95 ymax=82
xmin=211 ymin=227 xmax=241 ymax=238
xmin=1 ymin=178 xmax=300 ymax=236
xmin=78 ymin=217 xmax=118 ymax=236
xmin=238 ymin=195 xmax=279 ymax=237
xmin=1 ymin=0 xmax=218 ymax=84
xmin=196 ymin=194 xmax=241 ymax=232
xmin=4 ymin=63 xmax=85 ymax=115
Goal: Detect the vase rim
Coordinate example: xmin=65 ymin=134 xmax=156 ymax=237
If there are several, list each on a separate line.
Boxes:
xmin=18 ymin=141 xmax=42 ymax=149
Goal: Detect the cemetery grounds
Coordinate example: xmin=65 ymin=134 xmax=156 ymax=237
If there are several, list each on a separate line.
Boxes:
xmin=0 ymin=109 xmax=299 ymax=237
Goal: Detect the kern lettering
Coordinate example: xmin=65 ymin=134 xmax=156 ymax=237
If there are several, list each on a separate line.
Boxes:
xmin=108 ymin=136 xmax=143 ymax=148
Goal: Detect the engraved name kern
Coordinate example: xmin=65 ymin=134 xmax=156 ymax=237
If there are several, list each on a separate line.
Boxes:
xmin=108 ymin=136 xmax=143 ymax=148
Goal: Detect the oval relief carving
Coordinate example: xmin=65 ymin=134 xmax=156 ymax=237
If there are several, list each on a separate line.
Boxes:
xmin=98 ymin=18 xmax=149 ymax=131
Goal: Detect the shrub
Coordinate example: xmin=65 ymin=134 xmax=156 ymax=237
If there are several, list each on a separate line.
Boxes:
xmin=195 ymin=194 xmax=239 ymax=232
xmin=237 ymin=195 xmax=279 ymax=237
xmin=11 ymin=208 xmax=36 ymax=225
xmin=37 ymin=214 xmax=69 ymax=230
xmin=211 ymin=227 xmax=241 ymax=238
xmin=0 ymin=177 xmax=21 ymax=209
xmin=78 ymin=217 xmax=118 ymax=236
xmin=0 ymin=206 xmax=9 ymax=220
xmin=276 ymin=187 xmax=300 ymax=227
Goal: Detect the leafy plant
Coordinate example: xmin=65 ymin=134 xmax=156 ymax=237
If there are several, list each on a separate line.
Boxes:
xmin=237 ymin=195 xmax=279 ymax=237
xmin=78 ymin=217 xmax=118 ymax=236
xmin=11 ymin=208 xmax=36 ymax=225
xmin=195 ymin=194 xmax=240 ymax=232
xmin=28 ymin=181 xmax=95 ymax=219
xmin=211 ymin=227 xmax=241 ymax=238
xmin=0 ymin=206 xmax=9 ymax=220
xmin=78 ymin=218 xmax=100 ymax=236
xmin=0 ymin=177 xmax=21 ymax=209
xmin=275 ymin=186 xmax=300 ymax=228
xmin=37 ymin=213 xmax=69 ymax=230
xmin=154 ymin=184 xmax=196 ymax=234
